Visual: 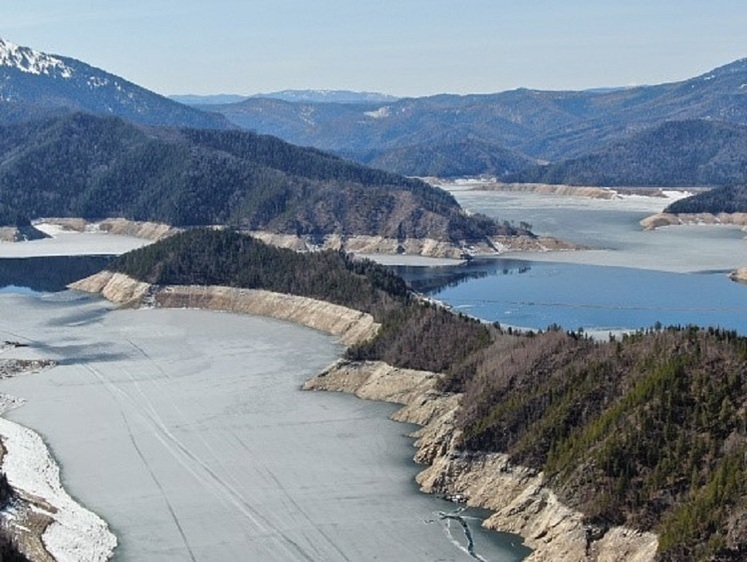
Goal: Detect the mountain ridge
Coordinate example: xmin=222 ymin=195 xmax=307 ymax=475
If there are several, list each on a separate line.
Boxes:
xmin=0 ymin=37 xmax=230 ymax=130
xmin=205 ymin=57 xmax=747 ymax=181
xmin=0 ymin=112 xmax=529 ymax=255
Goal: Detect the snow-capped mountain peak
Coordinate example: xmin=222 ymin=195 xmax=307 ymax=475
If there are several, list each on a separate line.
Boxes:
xmin=0 ymin=37 xmax=73 ymax=78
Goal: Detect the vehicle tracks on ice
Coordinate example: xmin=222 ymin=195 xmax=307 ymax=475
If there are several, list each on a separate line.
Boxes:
xmin=82 ymin=357 xmax=320 ymax=561
xmin=119 ymin=408 xmax=197 ymax=562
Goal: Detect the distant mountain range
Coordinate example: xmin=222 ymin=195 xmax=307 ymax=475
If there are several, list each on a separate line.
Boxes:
xmin=0 ymin=38 xmax=229 ymax=129
xmin=203 ymin=59 xmax=747 ymax=183
xmin=171 ymin=90 xmax=399 ymax=106
xmin=2 ymin=36 xmax=746 ymax=191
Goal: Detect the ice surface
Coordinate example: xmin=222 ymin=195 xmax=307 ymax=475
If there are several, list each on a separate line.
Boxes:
xmin=0 ymin=225 xmax=150 ymax=258
xmin=450 ymin=188 xmax=747 ymax=273
xmin=0 ymin=295 xmax=526 ymax=561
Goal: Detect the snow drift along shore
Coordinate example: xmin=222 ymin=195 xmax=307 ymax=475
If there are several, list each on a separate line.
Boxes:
xmin=0 ymin=418 xmax=117 ymax=562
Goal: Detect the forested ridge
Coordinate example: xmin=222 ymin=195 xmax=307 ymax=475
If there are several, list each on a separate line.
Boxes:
xmin=210 ymin=58 xmax=747 ymax=179
xmin=664 ymin=184 xmax=747 ymax=214
xmin=448 ymin=327 xmax=747 ymax=561
xmin=507 ymin=120 xmax=747 ymax=188
xmin=111 ymin=229 xmax=493 ymax=381
xmin=112 ymin=229 xmax=747 ymax=561
xmin=0 ymin=113 xmax=512 ymax=244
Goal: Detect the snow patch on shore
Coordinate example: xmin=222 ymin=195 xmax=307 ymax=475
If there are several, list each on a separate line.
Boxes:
xmin=0 ymin=418 xmax=116 ymax=561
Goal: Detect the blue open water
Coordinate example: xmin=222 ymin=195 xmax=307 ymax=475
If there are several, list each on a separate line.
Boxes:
xmin=396 ymin=258 xmax=747 ymax=334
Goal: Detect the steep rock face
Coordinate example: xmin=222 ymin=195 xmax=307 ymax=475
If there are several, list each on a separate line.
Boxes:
xmin=69 ymin=271 xmax=151 ymax=305
xmin=304 ymin=360 xmax=658 ymax=562
xmin=69 ymin=271 xmax=379 ymax=346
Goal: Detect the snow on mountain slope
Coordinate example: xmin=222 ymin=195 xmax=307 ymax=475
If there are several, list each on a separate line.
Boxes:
xmin=0 ymin=37 xmax=229 ymax=129
xmin=0 ymin=38 xmax=73 ymax=77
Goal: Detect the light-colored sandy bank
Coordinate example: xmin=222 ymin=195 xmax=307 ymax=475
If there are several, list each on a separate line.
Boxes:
xmin=640 ymin=212 xmax=747 ymax=231
xmin=729 ymin=267 xmax=747 ymax=283
xmin=69 ymin=271 xmax=379 ymax=346
xmin=468 ymin=182 xmax=622 ymax=199
xmin=37 ymin=217 xmax=180 ymax=241
xmin=249 ymin=230 xmax=578 ymax=258
xmin=431 ymin=179 xmax=688 ymax=200
xmin=304 ymin=360 xmax=658 ymax=562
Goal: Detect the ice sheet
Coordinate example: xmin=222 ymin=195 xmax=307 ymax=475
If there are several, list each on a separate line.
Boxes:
xmin=0 ymin=295 xmax=526 ymax=561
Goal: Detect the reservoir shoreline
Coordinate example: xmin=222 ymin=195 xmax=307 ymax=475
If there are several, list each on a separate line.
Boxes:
xmin=69 ymin=270 xmax=659 ymax=561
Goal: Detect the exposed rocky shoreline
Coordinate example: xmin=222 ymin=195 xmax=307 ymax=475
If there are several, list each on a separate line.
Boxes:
xmin=248 ymin=230 xmax=577 ymax=258
xmin=70 ymin=271 xmax=660 ymax=561
xmin=4 ymin=218 xmax=577 ymax=260
xmin=304 ymin=360 xmax=658 ymax=562
xmin=36 ymin=217 xmax=180 ymax=242
xmin=640 ymin=211 xmax=747 ymax=231
xmin=729 ymin=267 xmax=747 ymax=284
xmin=69 ymin=271 xmax=380 ymax=346
xmin=641 ymin=213 xmax=747 ymax=284
xmin=434 ymin=179 xmax=677 ymax=200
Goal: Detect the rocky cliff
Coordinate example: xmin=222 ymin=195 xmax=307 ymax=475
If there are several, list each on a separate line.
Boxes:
xmin=304 ymin=360 xmax=659 ymax=562
xmin=69 ymin=271 xmax=379 ymax=346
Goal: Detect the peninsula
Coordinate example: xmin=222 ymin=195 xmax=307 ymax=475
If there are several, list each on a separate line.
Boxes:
xmin=67 ymin=229 xmax=747 ymax=561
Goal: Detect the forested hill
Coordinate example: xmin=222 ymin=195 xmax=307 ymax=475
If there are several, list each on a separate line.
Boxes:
xmin=110 ymin=228 xmax=494 ymax=377
xmin=0 ymin=112 xmax=508 ymax=243
xmin=447 ymin=326 xmax=747 ymax=561
xmin=506 ymin=120 xmax=747 ymax=187
xmin=207 ymin=58 xmax=747 ymax=178
xmin=664 ymin=184 xmax=747 ymax=214
xmin=111 ymin=229 xmax=747 ymax=560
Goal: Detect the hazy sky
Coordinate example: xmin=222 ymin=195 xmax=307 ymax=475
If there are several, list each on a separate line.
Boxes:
xmin=2 ymin=1 xmax=746 ymax=97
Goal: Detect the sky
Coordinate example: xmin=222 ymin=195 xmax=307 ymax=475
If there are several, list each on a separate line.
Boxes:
xmin=1 ymin=1 xmax=746 ymax=98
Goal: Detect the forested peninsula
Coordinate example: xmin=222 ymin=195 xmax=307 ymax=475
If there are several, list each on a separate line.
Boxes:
xmin=0 ymin=112 xmax=546 ymax=258
xmin=70 ymin=229 xmax=747 ymax=562
xmin=640 ymin=184 xmax=747 ymax=241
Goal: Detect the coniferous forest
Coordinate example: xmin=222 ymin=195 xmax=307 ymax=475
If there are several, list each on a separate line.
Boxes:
xmin=112 ymin=229 xmax=747 ymax=561
xmin=0 ymin=113 xmax=514 ymax=245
